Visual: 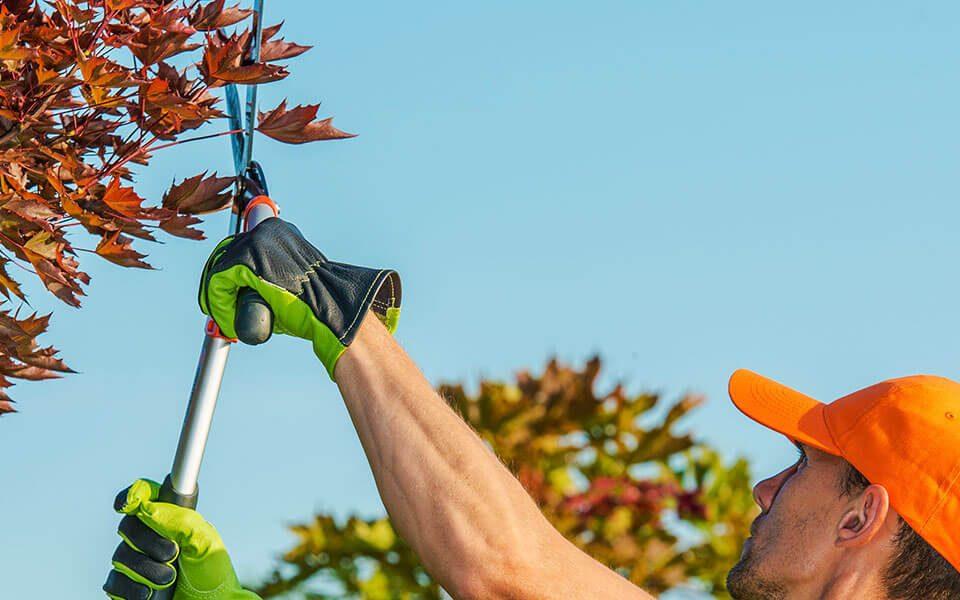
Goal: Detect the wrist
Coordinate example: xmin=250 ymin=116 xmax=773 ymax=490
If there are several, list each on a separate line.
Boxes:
xmin=333 ymin=311 xmax=386 ymax=381
xmin=312 ymin=327 xmax=348 ymax=380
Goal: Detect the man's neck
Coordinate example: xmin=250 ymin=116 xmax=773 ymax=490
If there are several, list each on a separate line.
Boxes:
xmin=815 ymin=566 xmax=887 ymax=600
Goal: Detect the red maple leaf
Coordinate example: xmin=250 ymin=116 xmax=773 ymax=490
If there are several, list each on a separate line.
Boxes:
xmin=260 ymin=22 xmax=311 ymax=62
xmin=159 ymin=214 xmax=205 ymax=240
xmin=256 ymin=100 xmax=355 ymax=144
xmin=161 ymin=172 xmax=234 ymax=214
xmin=101 ymin=177 xmax=147 ymax=218
xmin=95 ymin=232 xmax=152 ymax=269
xmin=199 ymin=31 xmax=288 ymax=86
xmin=190 ymin=0 xmax=253 ymax=31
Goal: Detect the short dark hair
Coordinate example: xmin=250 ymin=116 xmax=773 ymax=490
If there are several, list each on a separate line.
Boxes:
xmin=840 ymin=464 xmax=960 ymax=600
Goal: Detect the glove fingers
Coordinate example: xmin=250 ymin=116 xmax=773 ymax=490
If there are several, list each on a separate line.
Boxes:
xmin=207 ymin=264 xmax=302 ymax=340
xmin=198 ymin=235 xmax=237 ymax=316
xmin=114 ymin=479 xmax=161 ymax=512
xmin=204 ymin=265 xmax=250 ymax=340
xmin=102 ymin=569 xmax=151 ymax=600
xmin=116 ymin=479 xmax=216 ymax=559
xmin=119 ymin=515 xmax=178 ymax=563
xmin=112 ymin=542 xmax=176 ymax=588
xmin=135 ymin=501 xmax=220 ymax=559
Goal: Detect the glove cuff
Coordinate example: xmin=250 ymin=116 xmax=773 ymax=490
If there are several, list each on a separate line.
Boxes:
xmin=310 ymin=263 xmax=402 ymax=379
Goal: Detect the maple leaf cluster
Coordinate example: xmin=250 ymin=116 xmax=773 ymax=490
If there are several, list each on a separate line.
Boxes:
xmin=0 ymin=0 xmax=353 ymax=413
xmin=257 ymin=358 xmax=757 ymax=598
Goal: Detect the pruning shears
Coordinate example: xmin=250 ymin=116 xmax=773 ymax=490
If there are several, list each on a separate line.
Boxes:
xmin=152 ymin=1 xmax=276 ymax=596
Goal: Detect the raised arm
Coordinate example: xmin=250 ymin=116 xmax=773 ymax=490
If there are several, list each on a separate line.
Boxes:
xmin=335 ymin=315 xmax=651 ymax=599
xmin=194 ymin=218 xmax=652 ymax=599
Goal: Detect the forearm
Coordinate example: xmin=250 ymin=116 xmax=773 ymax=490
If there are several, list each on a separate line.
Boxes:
xmin=334 ymin=316 xmax=651 ymax=599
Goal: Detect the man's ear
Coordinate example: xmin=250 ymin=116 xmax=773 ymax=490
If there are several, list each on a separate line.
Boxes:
xmin=837 ymin=484 xmax=891 ymax=547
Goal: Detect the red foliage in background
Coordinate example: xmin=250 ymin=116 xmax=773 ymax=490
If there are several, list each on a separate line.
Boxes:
xmin=564 ymin=476 xmax=707 ymax=521
xmin=0 ymin=0 xmax=352 ymax=412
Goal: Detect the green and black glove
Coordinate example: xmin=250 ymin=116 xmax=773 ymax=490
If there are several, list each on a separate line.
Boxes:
xmin=198 ymin=217 xmax=402 ymax=378
xmin=103 ymin=479 xmax=259 ymax=600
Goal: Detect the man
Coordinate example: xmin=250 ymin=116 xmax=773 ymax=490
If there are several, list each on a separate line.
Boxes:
xmin=104 ymin=219 xmax=960 ymax=599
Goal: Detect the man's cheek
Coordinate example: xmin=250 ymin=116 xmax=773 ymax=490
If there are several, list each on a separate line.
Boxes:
xmin=754 ymin=503 xmax=793 ymax=560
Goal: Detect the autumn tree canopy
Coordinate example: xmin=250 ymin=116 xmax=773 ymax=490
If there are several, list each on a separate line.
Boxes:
xmin=255 ymin=358 xmax=757 ymax=599
xmin=0 ymin=0 xmax=351 ymax=413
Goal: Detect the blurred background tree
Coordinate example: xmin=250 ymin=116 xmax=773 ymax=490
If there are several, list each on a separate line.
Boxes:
xmin=254 ymin=357 xmax=757 ymax=599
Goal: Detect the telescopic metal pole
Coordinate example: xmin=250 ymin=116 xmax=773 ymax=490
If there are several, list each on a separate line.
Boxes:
xmin=153 ymin=4 xmax=272 ymax=597
xmin=160 ymin=0 xmax=267 ymax=505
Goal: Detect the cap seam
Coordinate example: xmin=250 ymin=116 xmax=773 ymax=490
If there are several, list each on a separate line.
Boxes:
xmin=820 ymin=404 xmax=843 ymax=454
xmin=919 ymin=457 xmax=960 ymax=533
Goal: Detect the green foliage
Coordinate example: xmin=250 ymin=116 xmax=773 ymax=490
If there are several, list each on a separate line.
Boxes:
xmin=256 ymin=515 xmax=438 ymax=599
xmin=255 ymin=358 xmax=757 ymax=598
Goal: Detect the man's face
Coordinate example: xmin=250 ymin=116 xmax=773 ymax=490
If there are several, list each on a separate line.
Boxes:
xmin=726 ymin=443 xmax=848 ymax=599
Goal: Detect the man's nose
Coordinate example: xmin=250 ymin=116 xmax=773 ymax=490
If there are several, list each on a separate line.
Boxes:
xmin=752 ymin=464 xmax=798 ymax=512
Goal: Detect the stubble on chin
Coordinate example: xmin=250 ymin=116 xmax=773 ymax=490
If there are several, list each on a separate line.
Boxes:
xmin=726 ymin=538 xmax=787 ymax=600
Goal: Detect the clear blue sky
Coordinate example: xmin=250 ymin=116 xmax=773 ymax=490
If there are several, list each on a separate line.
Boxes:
xmin=3 ymin=1 xmax=959 ymax=596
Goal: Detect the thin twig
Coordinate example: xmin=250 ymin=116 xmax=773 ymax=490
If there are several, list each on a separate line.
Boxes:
xmin=150 ymin=128 xmax=243 ymax=152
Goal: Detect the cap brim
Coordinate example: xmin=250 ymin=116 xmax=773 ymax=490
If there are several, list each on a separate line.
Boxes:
xmin=728 ymin=369 xmax=840 ymax=456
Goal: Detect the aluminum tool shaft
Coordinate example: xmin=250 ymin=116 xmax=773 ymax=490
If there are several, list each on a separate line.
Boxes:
xmin=162 ymin=0 xmax=269 ymax=506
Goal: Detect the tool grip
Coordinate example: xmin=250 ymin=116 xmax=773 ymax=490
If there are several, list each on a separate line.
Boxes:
xmin=234 ymin=187 xmax=278 ymax=346
xmin=152 ymin=475 xmax=198 ymax=600
xmin=235 ymin=288 xmax=273 ymax=345
xmin=158 ymin=474 xmax=198 ymax=508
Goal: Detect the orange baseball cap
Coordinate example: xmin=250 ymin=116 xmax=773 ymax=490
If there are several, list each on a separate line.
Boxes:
xmin=728 ymin=369 xmax=960 ymax=571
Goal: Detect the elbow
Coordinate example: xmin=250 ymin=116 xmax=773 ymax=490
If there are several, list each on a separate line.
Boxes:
xmin=444 ymin=542 xmax=541 ymax=600
xmin=447 ymin=556 xmax=530 ymax=600
xmin=434 ymin=490 xmax=556 ymax=598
